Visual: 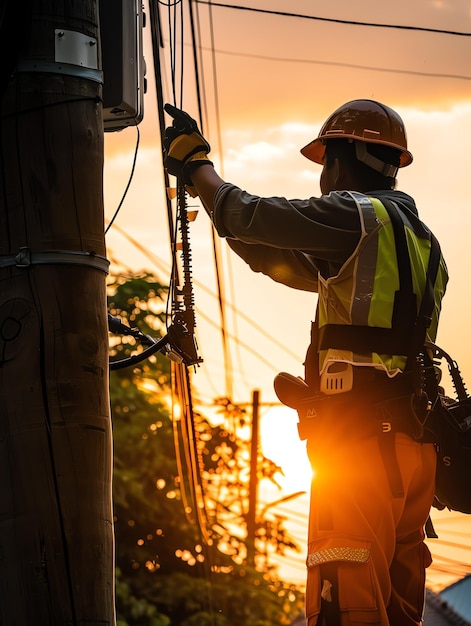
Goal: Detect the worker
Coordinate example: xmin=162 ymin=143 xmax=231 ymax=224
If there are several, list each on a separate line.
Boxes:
xmin=163 ymin=99 xmax=448 ymax=625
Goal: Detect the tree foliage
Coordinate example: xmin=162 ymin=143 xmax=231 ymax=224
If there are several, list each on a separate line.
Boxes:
xmin=108 ymin=271 xmax=304 ymax=625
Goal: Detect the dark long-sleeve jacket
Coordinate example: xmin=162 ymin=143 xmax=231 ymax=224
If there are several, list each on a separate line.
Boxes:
xmin=212 ymin=183 xmax=424 ymax=293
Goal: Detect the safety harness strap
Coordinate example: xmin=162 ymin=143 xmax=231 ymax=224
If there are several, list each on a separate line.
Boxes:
xmin=318 ymin=323 xmax=411 ymax=357
xmin=318 ymin=197 xmax=441 ymax=370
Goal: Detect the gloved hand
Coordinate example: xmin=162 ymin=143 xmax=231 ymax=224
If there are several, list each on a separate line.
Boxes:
xmin=163 ymin=103 xmax=213 ymax=193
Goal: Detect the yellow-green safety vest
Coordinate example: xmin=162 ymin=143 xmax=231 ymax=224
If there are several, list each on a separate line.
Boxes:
xmin=317 ymin=192 xmax=448 ymax=376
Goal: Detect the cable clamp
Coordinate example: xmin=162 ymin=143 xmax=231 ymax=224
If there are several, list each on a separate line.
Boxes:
xmin=0 ymin=247 xmax=110 ymax=273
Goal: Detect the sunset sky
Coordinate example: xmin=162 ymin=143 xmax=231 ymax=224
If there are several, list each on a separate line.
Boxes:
xmin=103 ymin=0 xmax=471 ymax=591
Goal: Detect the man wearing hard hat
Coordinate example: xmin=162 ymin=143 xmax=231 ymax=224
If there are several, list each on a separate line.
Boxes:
xmin=163 ymin=100 xmax=448 ymax=626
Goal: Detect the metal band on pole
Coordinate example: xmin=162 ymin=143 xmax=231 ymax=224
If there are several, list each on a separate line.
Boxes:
xmin=0 ymin=248 xmax=110 ymax=273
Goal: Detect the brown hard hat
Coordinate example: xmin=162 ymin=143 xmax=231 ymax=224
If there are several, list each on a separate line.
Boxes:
xmin=301 ymin=99 xmax=413 ymax=167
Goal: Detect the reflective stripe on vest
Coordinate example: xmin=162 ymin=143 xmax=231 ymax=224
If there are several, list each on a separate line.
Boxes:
xmin=317 ymin=192 xmax=448 ymax=375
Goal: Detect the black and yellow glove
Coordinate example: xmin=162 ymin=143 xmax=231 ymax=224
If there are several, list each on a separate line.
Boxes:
xmin=163 ymin=104 xmax=213 ymax=194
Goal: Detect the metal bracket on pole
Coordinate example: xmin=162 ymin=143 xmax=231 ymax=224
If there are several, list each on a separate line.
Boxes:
xmin=15 ymin=30 xmax=103 ymax=83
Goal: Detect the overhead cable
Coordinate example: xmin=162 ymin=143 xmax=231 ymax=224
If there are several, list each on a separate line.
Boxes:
xmin=209 ymin=47 xmax=471 ymax=82
xmin=107 ymin=223 xmax=302 ymax=363
xmin=194 ymin=1 xmax=471 ymax=38
xmin=189 ymin=0 xmax=235 ymax=399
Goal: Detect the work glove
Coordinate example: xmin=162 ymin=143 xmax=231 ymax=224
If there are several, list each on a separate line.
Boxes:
xmin=163 ymin=103 xmax=213 ymax=194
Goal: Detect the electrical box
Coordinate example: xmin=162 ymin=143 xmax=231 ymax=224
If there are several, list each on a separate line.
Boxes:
xmin=100 ymin=0 xmax=146 ymax=132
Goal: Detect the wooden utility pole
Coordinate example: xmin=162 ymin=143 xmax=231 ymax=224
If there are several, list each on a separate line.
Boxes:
xmin=0 ymin=1 xmax=114 ymax=624
xmin=247 ymin=389 xmax=260 ymax=567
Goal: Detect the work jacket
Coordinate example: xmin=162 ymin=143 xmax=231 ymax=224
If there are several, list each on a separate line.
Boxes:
xmin=212 ymin=184 xmax=448 ymax=377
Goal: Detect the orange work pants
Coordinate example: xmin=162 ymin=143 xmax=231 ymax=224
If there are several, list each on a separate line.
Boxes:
xmin=304 ymin=411 xmax=436 ymax=626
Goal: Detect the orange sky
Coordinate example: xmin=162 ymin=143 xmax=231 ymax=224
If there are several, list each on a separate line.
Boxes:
xmin=103 ymin=0 xmax=471 ymax=592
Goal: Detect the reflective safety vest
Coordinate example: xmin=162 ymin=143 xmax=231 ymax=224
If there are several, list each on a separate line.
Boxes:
xmin=317 ymin=192 xmax=448 ymax=377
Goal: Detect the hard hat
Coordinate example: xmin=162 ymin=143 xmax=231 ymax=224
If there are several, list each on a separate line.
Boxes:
xmin=301 ymin=99 xmax=413 ymax=168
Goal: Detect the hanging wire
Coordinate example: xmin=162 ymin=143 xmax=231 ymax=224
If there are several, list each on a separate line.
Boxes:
xmin=105 ymin=126 xmax=140 ymax=235
xmin=172 ymin=360 xmax=212 ymax=543
xmin=149 ymin=10 xmax=222 ymax=617
xmin=189 ymin=0 xmax=236 ymax=400
xmin=152 ymin=0 xmax=216 ymax=560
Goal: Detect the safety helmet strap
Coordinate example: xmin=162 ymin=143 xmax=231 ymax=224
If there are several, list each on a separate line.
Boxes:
xmin=354 ymin=141 xmax=398 ymax=178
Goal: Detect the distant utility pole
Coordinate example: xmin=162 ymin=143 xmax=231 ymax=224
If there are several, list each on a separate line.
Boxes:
xmin=247 ymin=389 xmax=260 ymax=567
xmin=0 ymin=1 xmax=114 ymax=624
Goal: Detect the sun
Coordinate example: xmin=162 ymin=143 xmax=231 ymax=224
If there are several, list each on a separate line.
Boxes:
xmin=260 ymin=405 xmax=313 ymax=494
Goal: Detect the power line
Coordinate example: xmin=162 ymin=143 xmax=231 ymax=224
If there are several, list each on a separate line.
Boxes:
xmin=107 ymin=223 xmax=302 ymax=362
xmin=189 ymin=0 xmax=236 ymax=399
xmin=431 ymin=538 xmax=471 ymax=553
xmin=208 ymin=46 xmax=471 ymax=83
xmin=194 ymin=1 xmax=471 ymax=38
xmin=117 ymin=1 xmax=471 ymax=596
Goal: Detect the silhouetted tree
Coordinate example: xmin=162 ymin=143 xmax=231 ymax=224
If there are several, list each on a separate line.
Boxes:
xmin=108 ymin=271 xmax=304 ymax=625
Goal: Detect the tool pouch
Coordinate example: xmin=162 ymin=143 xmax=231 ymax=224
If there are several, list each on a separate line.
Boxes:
xmin=274 ymin=372 xmax=323 ymax=440
xmin=273 ymin=371 xmax=311 ymax=408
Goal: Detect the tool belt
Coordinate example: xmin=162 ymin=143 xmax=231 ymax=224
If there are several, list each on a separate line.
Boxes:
xmin=274 ymin=368 xmax=429 ymax=442
xmin=274 ymin=367 xmax=432 ymax=501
